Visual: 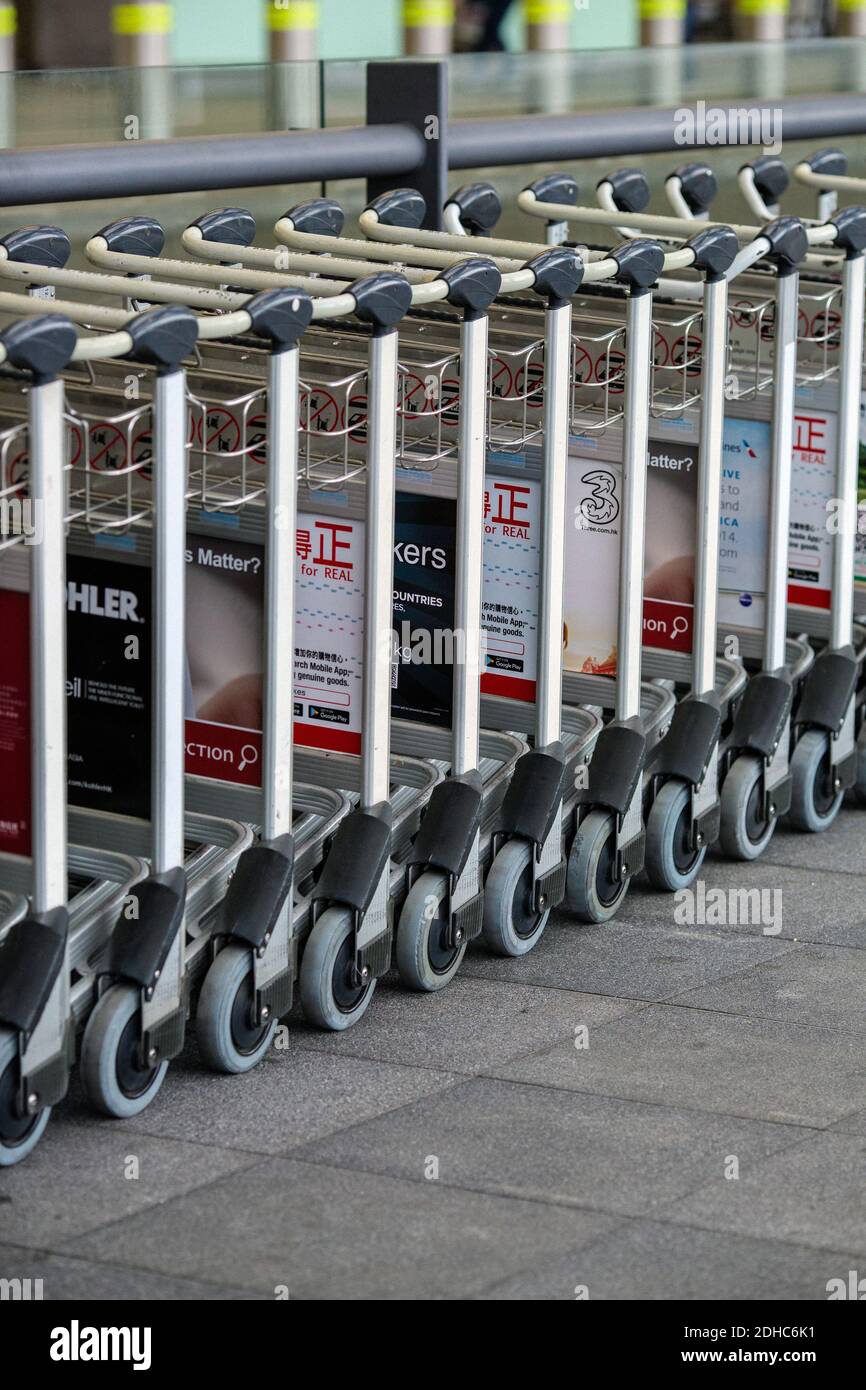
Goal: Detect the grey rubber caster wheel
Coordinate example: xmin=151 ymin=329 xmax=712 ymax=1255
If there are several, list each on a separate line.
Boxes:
xmin=80 ymin=983 xmax=169 ymax=1118
xmin=645 ymin=779 xmax=708 ymax=892
xmin=299 ymin=906 xmax=376 ymax=1031
xmin=0 ymin=1029 xmax=51 ymax=1167
xmin=196 ymin=943 xmax=278 ymax=1073
xmin=719 ymin=753 xmax=776 ymax=860
xmin=481 ymin=838 xmax=550 ymax=957
xmin=396 ymin=871 xmax=466 ymax=990
xmin=566 ymin=809 xmax=630 ymax=924
xmin=787 ymin=728 xmax=844 ymax=832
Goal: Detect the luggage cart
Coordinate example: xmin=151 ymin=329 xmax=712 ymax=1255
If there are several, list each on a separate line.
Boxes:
xmin=193 ymin=200 xmax=672 ymax=930
xmin=283 ymin=187 xmax=733 ymax=922
xmin=0 ymin=312 xmax=148 ymax=1164
xmin=78 ymin=219 xmax=533 ymax=998
xmin=0 ymin=252 xmax=447 ymax=1034
xmin=94 ymin=212 xmax=604 ymax=970
xmin=520 ymin=176 xmax=866 ymax=850
xmin=354 ymin=189 xmax=754 ymax=905
xmin=0 ymin=291 xmax=265 ymax=1113
xmin=408 ymin=180 xmax=752 ymax=892
xmin=595 ymin=166 xmax=866 ymax=825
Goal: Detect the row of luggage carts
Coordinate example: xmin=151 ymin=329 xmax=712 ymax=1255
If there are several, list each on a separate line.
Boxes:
xmin=0 ymin=144 xmax=864 ymax=1163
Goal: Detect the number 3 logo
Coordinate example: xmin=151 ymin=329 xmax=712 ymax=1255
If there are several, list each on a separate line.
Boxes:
xmin=579 ymin=469 xmax=619 ymax=526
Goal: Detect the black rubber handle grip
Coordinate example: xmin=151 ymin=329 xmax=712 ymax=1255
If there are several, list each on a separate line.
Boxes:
xmin=0 ymin=313 xmax=78 ymax=382
xmin=283 ymin=198 xmax=345 ymax=237
xmin=365 ymin=188 xmax=426 ymax=230
xmin=245 ymin=287 xmax=314 ymax=346
xmin=124 ymin=305 xmax=198 ymax=369
xmin=446 ymin=182 xmax=502 ymax=234
xmin=610 ymin=238 xmax=665 ymax=290
xmin=0 ymin=225 xmax=71 ymax=269
xmin=829 ymin=205 xmax=866 ymax=256
xmin=803 ymin=147 xmax=848 ymax=178
xmin=686 ymin=225 xmax=739 ymax=280
xmin=761 ymin=216 xmax=808 ymax=272
xmin=189 ymin=208 xmax=257 ymax=248
xmin=600 ymin=167 xmax=650 ymax=214
xmin=528 ymin=247 xmax=583 ymax=302
xmin=524 ymin=172 xmax=579 ymax=208
xmin=440 ymin=257 xmax=502 ymax=313
xmin=671 ymin=162 xmax=717 ymax=215
xmin=350 ymin=271 xmax=413 ymax=329
xmin=96 ymin=216 xmax=166 ymax=258
xmin=744 ymin=154 xmax=789 ymax=204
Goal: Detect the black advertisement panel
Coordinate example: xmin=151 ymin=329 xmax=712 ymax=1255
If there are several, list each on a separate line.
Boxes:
xmin=391 ymin=491 xmax=456 ymax=729
xmin=66 ymin=551 xmax=151 ymax=819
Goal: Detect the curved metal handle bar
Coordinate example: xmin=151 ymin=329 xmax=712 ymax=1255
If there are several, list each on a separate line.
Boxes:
xmin=86 ymin=235 xmax=348 ymax=297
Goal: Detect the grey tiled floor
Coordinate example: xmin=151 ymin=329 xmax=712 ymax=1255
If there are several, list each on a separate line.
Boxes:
xmin=2 ymin=810 xmax=864 ymax=1300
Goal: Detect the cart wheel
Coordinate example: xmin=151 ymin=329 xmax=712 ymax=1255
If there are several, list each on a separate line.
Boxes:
xmin=0 ymin=1029 xmax=51 ymax=1167
xmin=196 ymin=943 xmax=278 ymax=1073
xmin=396 ymin=871 xmax=466 ymax=991
xmin=645 ymin=780 xmax=708 ymax=892
xmin=481 ymin=839 xmax=550 ymax=957
xmin=80 ymin=983 xmax=169 ymax=1118
xmin=566 ymin=809 xmax=630 ymax=924
xmin=787 ymin=728 xmax=844 ymax=833
xmin=299 ymin=906 xmax=376 ymax=1031
xmin=718 ymin=753 xmax=776 ymax=860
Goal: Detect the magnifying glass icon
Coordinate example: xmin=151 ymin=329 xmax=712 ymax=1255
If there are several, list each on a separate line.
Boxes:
xmin=238 ymin=743 xmax=259 ymax=773
xmin=671 ymin=616 xmax=689 ymax=638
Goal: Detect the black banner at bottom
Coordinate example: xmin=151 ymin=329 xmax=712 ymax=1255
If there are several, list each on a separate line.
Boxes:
xmin=5 ymin=1298 xmax=863 ymax=1372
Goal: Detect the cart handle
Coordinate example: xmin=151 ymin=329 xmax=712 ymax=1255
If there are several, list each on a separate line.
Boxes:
xmin=0 ymin=228 xmax=264 ymax=311
xmin=793 ymin=149 xmax=865 ymax=195
xmin=0 ymin=311 xmax=78 ymax=380
xmin=443 ymin=183 xmax=503 ymax=238
xmin=278 ymin=190 xmax=602 ymax=270
xmin=519 ymin=182 xmax=839 ymax=253
xmin=3 ymin=217 xmax=404 ymax=326
xmin=737 ymin=154 xmax=789 ymax=223
xmin=189 ymin=201 xmax=605 ymax=298
xmin=665 ymin=163 xmax=717 ymax=221
xmin=86 ymin=215 xmax=348 ymax=297
xmin=362 ymin=187 xmax=710 ymax=282
xmin=186 ymin=210 xmax=458 ymax=284
xmin=99 ymin=210 xmax=525 ymax=309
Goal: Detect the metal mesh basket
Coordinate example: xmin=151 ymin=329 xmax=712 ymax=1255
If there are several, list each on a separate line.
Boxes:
xmin=649 ymin=305 xmax=706 ymax=418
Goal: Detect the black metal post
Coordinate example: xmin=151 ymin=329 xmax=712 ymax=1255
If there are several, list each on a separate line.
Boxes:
xmin=366 ymin=60 xmax=448 ymax=231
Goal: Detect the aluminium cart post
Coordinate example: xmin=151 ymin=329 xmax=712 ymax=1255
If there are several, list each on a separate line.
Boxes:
xmin=302 ymin=272 xmax=414 ymax=1025
xmin=0 ymin=313 xmax=78 ymax=1163
xmin=196 ymin=289 xmax=316 ymax=1068
xmin=643 ymin=225 xmax=740 ymax=885
xmin=787 ymin=207 xmax=866 ymax=823
xmin=489 ymin=248 xmax=585 ymax=920
xmin=402 ymin=258 xmax=504 ymax=959
xmin=142 ymin=308 xmax=196 ymax=1061
xmin=761 ymin=222 xmax=804 ymax=818
xmin=79 ymin=306 xmax=200 ymax=1111
xmin=720 ymin=218 xmax=809 ymax=844
xmin=569 ymin=239 xmax=666 ymax=910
